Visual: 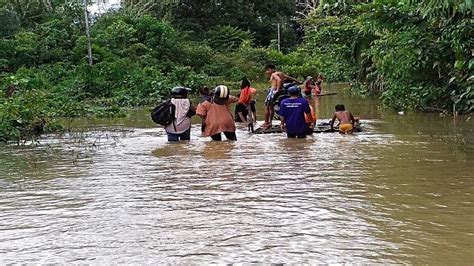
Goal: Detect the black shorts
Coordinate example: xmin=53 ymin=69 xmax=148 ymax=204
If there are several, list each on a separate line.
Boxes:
xmin=211 ymin=132 xmax=237 ymax=141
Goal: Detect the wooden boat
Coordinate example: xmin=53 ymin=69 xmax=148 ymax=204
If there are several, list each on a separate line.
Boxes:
xmin=253 ymin=122 xmax=362 ymax=134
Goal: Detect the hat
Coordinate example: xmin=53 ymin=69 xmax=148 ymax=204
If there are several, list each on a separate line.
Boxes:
xmin=171 ymin=86 xmax=191 ymax=98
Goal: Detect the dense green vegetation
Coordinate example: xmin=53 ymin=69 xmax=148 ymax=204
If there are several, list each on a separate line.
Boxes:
xmin=304 ymin=0 xmax=473 ymax=114
xmin=0 ymin=0 xmax=472 ymax=142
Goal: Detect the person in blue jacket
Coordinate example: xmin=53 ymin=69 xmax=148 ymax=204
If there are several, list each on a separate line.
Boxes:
xmin=278 ymin=85 xmax=314 ymax=139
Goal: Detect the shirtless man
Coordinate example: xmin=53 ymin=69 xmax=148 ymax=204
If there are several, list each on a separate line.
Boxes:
xmin=263 ymin=64 xmax=301 ymax=129
xmin=330 ymin=104 xmax=356 ymax=134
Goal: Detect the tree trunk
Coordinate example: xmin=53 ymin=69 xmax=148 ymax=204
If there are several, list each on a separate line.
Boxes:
xmin=84 ymin=0 xmax=93 ymax=65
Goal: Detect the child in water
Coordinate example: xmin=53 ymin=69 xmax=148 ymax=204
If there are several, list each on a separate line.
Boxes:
xmin=330 ymin=104 xmax=356 ymax=134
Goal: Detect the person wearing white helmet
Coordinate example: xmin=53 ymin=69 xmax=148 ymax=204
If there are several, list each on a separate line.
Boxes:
xmin=196 ymin=85 xmax=238 ymax=141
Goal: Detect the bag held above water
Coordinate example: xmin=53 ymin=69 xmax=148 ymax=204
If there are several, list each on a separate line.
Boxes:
xmin=150 ymin=100 xmax=175 ymax=125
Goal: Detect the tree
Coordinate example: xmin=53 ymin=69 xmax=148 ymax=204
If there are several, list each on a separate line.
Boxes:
xmin=119 ymin=0 xmax=298 ymax=47
xmin=0 ymin=8 xmax=20 ymax=37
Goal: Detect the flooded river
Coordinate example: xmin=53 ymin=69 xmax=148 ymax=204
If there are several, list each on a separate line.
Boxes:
xmin=0 ymin=84 xmax=473 ymax=263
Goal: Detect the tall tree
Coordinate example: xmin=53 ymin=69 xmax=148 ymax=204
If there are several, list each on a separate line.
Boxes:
xmin=120 ymin=0 xmax=298 ymax=46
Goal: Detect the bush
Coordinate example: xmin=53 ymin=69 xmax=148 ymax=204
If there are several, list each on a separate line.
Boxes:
xmin=0 ymin=89 xmax=62 ymax=142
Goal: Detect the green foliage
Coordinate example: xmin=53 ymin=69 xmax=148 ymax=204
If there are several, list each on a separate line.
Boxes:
xmin=206 ymin=26 xmax=255 ymax=51
xmin=0 ymin=7 xmax=282 ymax=142
xmin=146 ymin=0 xmax=298 ymax=47
xmin=0 ymin=89 xmax=62 ymax=142
xmin=300 ymin=0 xmax=473 ymax=113
xmin=0 ymin=8 xmax=20 ymax=37
xmin=1 ymin=0 xmax=472 ymax=142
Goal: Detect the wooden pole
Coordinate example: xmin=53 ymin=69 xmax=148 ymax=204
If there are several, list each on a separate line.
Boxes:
xmin=277 ymin=23 xmax=281 ymax=52
xmin=84 ymin=0 xmax=93 ymax=65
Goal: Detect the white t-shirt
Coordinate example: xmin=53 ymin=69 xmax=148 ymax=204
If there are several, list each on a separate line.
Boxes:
xmin=165 ymin=98 xmax=191 ymax=134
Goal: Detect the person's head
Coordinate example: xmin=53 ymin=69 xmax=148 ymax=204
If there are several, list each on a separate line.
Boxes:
xmin=171 ymin=86 xmax=191 ymax=98
xmin=288 ymin=85 xmax=301 ymax=97
xmin=213 ymin=85 xmax=230 ymax=105
xmin=264 ymin=64 xmax=276 ymax=76
xmin=335 ymin=104 xmax=345 ymax=111
xmin=199 ymin=86 xmax=211 ymax=96
xmin=240 ymin=76 xmax=251 ymax=89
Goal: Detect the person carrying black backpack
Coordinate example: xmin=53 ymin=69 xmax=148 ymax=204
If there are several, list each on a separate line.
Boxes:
xmin=159 ymin=87 xmax=196 ymax=142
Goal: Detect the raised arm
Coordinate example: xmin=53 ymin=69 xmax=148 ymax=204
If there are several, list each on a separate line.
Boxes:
xmin=283 ymin=73 xmax=302 ymax=84
xmin=228 ymin=95 xmax=239 ymax=104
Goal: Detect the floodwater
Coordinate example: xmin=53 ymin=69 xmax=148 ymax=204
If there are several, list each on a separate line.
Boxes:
xmin=0 ymin=84 xmax=473 ymax=264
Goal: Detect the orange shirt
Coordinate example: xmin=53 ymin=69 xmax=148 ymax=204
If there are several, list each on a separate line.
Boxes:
xmin=197 ymin=96 xmax=238 ymax=136
xmin=304 ymin=105 xmax=317 ymax=124
xmin=238 ymin=87 xmax=257 ymax=105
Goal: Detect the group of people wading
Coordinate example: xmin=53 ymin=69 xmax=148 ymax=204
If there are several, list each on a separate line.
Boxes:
xmin=157 ymin=64 xmax=356 ymax=142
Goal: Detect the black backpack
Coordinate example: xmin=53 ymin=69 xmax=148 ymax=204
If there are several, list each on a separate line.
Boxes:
xmin=150 ymin=100 xmax=175 ymax=125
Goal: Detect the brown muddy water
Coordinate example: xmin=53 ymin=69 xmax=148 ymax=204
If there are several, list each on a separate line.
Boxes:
xmin=0 ymin=84 xmax=473 ymax=264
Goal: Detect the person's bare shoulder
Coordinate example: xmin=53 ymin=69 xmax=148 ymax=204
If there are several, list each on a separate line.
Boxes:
xmin=272 ymin=72 xmax=282 ymax=79
xmin=275 ymin=71 xmax=287 ymax=78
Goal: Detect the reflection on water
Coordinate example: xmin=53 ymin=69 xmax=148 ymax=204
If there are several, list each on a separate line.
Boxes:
xmin=0 ymin=84 xmax=472 ymax=263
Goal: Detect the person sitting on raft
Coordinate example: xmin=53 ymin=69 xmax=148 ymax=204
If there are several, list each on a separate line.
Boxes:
xmin=197 ymin=85 xmax=238 ymax=141
xmin=278 ymin=85 xmax=314 ymax=139
xmin=165 ymin=87 xmax=196 ymax=142
xmin=263 ymin=64 xmax=301 ymax=130
xmin=330 ymin=104 xmax=356 ymax=134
